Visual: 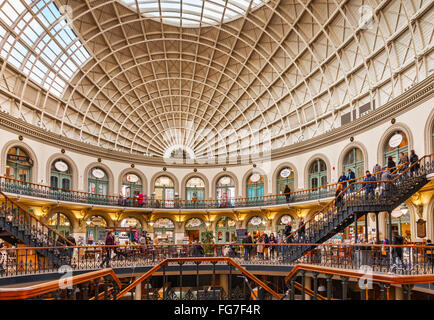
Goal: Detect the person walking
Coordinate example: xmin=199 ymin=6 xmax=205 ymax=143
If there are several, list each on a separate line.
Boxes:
xmin=100 ymin=231 xmax=115 ymax=268
xmin=380 ymin=168 xmax=397 ymax=198
xmin=363 ymin=170 xmax=377 ymax=203
xmin=66 ymin=232 xmax=76 ymax=265
xmin=409 ymin=150 xmax=420 ymax=176
xmin=242 ymin=232 xmax=252 ymax=261
xmin=335 ymin=182 xmax=344 ymax=208
xmin=298 ymin=218 xmax=306 ymax=243
xmin=347 ymin=169 xmax=356 ymax=192
xmin=372 ymin=163 xmax=382 ymax=181
xmin=283 ymin=185 xmax=291 ymax=203
xmin=398 ymin=152 xmax=409 ymax=173
xmin=391 ymin=231 xmax=405 ymax=269
xmin=338 ymin=172 xmax=347 ymax=189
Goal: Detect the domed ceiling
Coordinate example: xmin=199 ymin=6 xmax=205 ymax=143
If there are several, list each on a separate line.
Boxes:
xmin=0 ymin=0 xmax=432 ymax=163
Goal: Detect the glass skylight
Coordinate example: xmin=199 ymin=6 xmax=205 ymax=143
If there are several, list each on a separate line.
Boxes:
xmin=0 ymin=0 xmax=90 ymax=97
xmin=119 ymin=0 xmax=265 ymax=26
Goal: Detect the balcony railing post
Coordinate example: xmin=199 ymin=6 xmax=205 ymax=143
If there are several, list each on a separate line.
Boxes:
xmin=312 ymin=272 xmax=318 ymax=300
xmin=326 ymin=274 xmax=332 ymax=300
xmin=300 ymin=270 xmax=306 ymax=300
xmin=341 ymin=276 xmax=348 ymax=300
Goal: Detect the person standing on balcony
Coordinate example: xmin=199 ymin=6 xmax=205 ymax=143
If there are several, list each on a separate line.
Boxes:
xmin=284 ymin=185 xmax=291 ymax=203
xmin=256 ymin=235 xmax=265 ymax=260
xmin=409 ymin=150 xmax=420 ymax=176
xmin=66 ymin=232 xmax=76 ymax=265
xmin=363 ymin=170 xmax=377 ymax=203
xmin=338 ymin=172 xmax=347 ymax=189
xmin=298 ymin=218 xmax=306 ymax=243
xmin=0 ymin=242 xmax=7 ymax=275
xmin=269 ymin=233 xmax=277 ymax=260
xmin=242 ymin=232 xmax=252 ymax=261
xmin=391 ymin=231 xmax=405 ymax=269
xmin=347 ymin=169 xmax=356 ymax=192
xmin=137 ymin=192 xmax=144 ymax=207
xmin=335 ymin=182 xmax=344 ymax=208
xmin=100 ymin=231 xmax=115 ymax=268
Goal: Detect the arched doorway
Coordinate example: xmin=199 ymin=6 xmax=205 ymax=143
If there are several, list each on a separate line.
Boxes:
xmin=277 ymin=167 xmax=294 ymax=203
xmin=50 ymin=159 xmax=72 ymax=200
xmin=276 ymin=215 xmax=293 ymax=234
xmin=154 ymin=176 xmax=175 ymax=208
xmin=119 ymin=217 xmax=142 ymax=244
xmin=247 ymin=216 xmax=267 ymax=242
xmin=153 ymin=218 xmax=175 ymax=244
xmin=384 ymin=130 xmax=408 ymax=166
xmin=246 ymin=173 xmax=264 ymax=206
xmin=121 ymin=173 xmax=142 ymax=205
xmin=343 ymin=148 xmax=364 ymax=178
xmin=185 ymin=177 xmax=205 ymax=208
xmin=5 ymin=147 xmax=33 ymax=193
xmin=48 ymin=213 xmax=72 ymax=237
xmin=88 ymin=167 xmax=109 ymax=204
xmin=309 ymin=159 xmax=327 ymax=198
xmin=216 ymin=176 xmax=235 ymax=208
xmin=216 ymin=217 xmax=236 ymax=243
xmin=85 ymin=215 xmax=108 ymax=244
xmin=185 ymin=217 xmax=206 ymax=242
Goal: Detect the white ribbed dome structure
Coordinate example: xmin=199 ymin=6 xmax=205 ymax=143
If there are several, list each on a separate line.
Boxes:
xmin=0 ymin=0 xmax=432 ymax=162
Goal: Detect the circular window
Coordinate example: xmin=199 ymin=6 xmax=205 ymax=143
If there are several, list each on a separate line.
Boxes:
xmin=280 ymin=168 xmax=291 ymax=178
xmin=54 ymin=161 xmax=69 ymax=172
xmin=388 ymin=133 xmax=403 ymax=148
xmin=126 ymin=174 xmax=139 ymax=183
xmin=250 ymin=173 xmax=261 ymax=183
xmin=92 ymin=168 xmax=105 ymax=179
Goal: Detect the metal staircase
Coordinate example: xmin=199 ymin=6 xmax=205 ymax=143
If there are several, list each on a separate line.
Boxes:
xmin=0 ymin=191 xmax=73 ymax=268
xmin=284 ymin=154 xmax=433 ymax=263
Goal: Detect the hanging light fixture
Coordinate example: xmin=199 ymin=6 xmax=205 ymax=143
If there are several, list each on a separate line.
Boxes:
xmin=400 ymin=203 xmax=409 ymax=215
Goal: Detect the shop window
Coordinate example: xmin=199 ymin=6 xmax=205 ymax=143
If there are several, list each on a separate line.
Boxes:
xmin=343 ymin=148 xmax=364 ymax=178
xmin=48 ymin=212 xmax=72 ymax=237
xmin=185 ymin=177 xmax=205 ymax=205
xmin=153 ymin=218 xmax=175 ymax=244
xmin=154 ymin=176 xmax=175 ymax=208
xmin=88 ymin=167 xmax=109 ymax=195
xmin=85 ymin=215 xmax=108 ymax=244
xmin=384 ymin=130 xmax=408 ymax=165
xmin=6 ymin=147 xmax=32 ymax=182
xmin=216 ymin=176 xmax=235 ymax=207
xmin=216 ymin=217 xmax=236 ymax=243
xmin=50 ymin=160 xmax=72 ymax=191
xmin=121 ymin=173 xmax=143 ymax=199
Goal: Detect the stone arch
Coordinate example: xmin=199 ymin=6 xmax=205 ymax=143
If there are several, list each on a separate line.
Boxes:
xmin=45 ymin=153 xmax=79 ymax=191
xmin=337 ymin=141 xmax=369 ymax=176
xmin=211 ymin=213 xmax=238 ymax=232
xmin=241 ymin=212 xmax=269 ymax=229
xmin=82 ymin=212 xmax=114 ymax=228
xmin=117 ymin=213 xmax=146 ymax=229
xmin=241 ymin=167 xmax=269 ymax=198
xmin=117 ymin=167 xmax=148 ymax=195
xmin=271 ymin=211 xmax=298 ymax=232
xmin=1 ymin=140 xmax=39 ymax=183
xmin=376 ymin=122 xmax=414 ymax=166
xmin=149 ymin=171 xmax=180 ymax=196
xmin=211 ymin=170 xmax=240 ymax=198
xmin=44 ymin=207 xmax=79 ymax=233
xmin=180 ymin=215 xmax=207 ymax=230
xmin=303 ymin=153 xmax=332 ymax=190
xmin=180 ymin=172 xmax=210 ymax=200
xmin=83 ymin=162 xmax=115 ymax=195
xmin=271 ymin=161 xmax=299 ymax=194
xmin=424 ymin=108 xmax=434 ymax=155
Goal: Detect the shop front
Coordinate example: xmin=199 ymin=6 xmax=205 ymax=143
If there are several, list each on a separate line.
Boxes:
xmin=47 ymin=213 xmax=72 ymax=238
xmin=184 ymin=218 xmax=206 ymax=243
xmin=85 ymin=215 xmax=108 ymax=244
xmin=247 ymin=216 xmax=267 ymax=242
xmin=276 ymin=214 xmax=293 ymax=234
xmin=216 ymin=217 xmax=237 ymax=243
xmin=152 ymin=218 xmax=175 ymax=244
xmin=119 ymin=217 xmax=142 ymax=243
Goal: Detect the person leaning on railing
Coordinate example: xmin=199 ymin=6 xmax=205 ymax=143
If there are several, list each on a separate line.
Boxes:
xmin=380 ymin=168 xmax=398 ymax=198
xmin=409 ymin=150 xmax=420 ymax=177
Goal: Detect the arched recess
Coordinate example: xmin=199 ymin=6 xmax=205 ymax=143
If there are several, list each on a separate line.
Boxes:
xmin=211 ymin=170 xmax=239 ymax=198
xmin=1 ymin=140 xmax=39 ymax=184
xmin=376 ymin=123 xmax=414 ymax=166
xmin=241 ymin=167 xmax=269 ymax=198
xmin=149 ymin=171 xmax=180 ymax=195
xmin=117 ymin=167 xmax=148 ymax=195
xmin=83 ymin=162 xmax=115 ymax=195
xmin=303 ymin=153 xmax=331 ymax=190
xmin=210 ymin=213 xmax=239 ymax=231
xmin=180 ymin=172 xmax=210 ymax=200
xmin=82 ymin=212 xmax=114 ymax=228
xmin=271 ymin=161 xmax=299 ymax=195
xmin=271 ymin=212 xmax=298 ymax=232
xmin=337 ymin=142 xmax=369 ymax=177
xmin=44 ymin=207 xmax=79 ymax=233
xmin=117 ymin=212 xmax=147 ymax=230
xmin=241 ymin=212 xmax=268 ymax=229
xmin=45 ymin=153 xmax=79 ymax=191
xmin=180 ymin=215 xmax=207 ymax=230
xmin=424 ymin=108 xmax=434 ymax=154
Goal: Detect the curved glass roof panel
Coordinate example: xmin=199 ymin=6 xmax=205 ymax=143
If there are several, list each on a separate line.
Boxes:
xmin=0 ymin=0 xmax=90 ymax=97
xmin=119 ymin=0 xmax=265 ymax=26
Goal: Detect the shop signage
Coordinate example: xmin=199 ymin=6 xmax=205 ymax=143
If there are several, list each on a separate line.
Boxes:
xmin=186 ymin=218 xmax=203 ymax=228
xmin=280 ymin=215 xmax=292 ymax=224
xmin=54 ymin=161 xmax=69 ymax=172
xmin=250 ymin=173 xmax=261 ymax=182
xmin=92 ymin=168 xmax=105 ymax=179
xmin=219 ymin=177 xmax=231 ymax=185
xmin=126 ymin=174 xmax=139 ymax=183
xmin=7 ymin=154 xmax=33 ymax=166
xmin=388 ymin=133 xmax=403 ymax=148
xmin=416 ymin=219 xmax=426 ymax=238
xmin=249 ymin=216 xmax=265 ymax=226
xmin=280 ymin=168 xmax=291 ymax=178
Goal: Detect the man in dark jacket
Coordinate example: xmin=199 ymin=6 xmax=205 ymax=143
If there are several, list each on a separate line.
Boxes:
xmin=391 ymin=231 xmax=405 ymax=269
xmin=363 ymin=170 xmax=377 ymax=203
xmin=338 ymin=172 xmax=347 ymax=189
xmin=409 ymin=150 xmax=419 ymax=176
xmin=283 ymin=223 xmax=292 ymax=243
xmin=380 ymin=169 xmax=397 ymax=198
xmin=347 ymin=169 xmax=356 ymax=192
xmin=66 ymin=233 xmax=76 ymax=265
xmin=242 ymin=232 xmax=252 ymax=261
xmin=100 ymin=231 xmax=115 ymax=268
xmin=297 ymin=218 xmax=306 ymax=243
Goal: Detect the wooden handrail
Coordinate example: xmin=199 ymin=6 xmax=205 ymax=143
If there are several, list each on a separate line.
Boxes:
xmin=284 ymin=263 xmax=434 ymax=285
xmin=0 ymin=268 xmax=121 ymax=300
xmin=0 ymin=191 xmax=75 ymax=246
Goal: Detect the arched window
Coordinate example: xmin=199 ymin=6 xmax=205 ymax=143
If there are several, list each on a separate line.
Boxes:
xmin=185 ymin=217 xmax=206 ymax=242
xmin=154 ymin=176 xmax=175 ymax=208
xmin=276 ymin=215 xmax=293 ymax=234
xmin=216 ymin=176 xmax=235 ymax=207
xmin=384 ymin=130 xmax=408 ymax=165
xmin=343 ymin=148 xmax=364 ymax=179
xmin=216 ymin=217 xmax=236 ymax=243
xmin=120 ymin=217 xmax=142 ymax=243
xmin=246 ymin=173 xmax=264 ymax=205
xmin=309 ymin=159 xmax=327 ymax=196
xmin=88 ymin=167 xmax=109 ymax=195
xmin=185 ymin=177 xmax=205 ymax=207
xmin=48 ymin=213 xmax=72 ymax=237
xmin=85 ymin=215 xmax=107 ymax=244
xmin=121 ymin=173 xmax=142 ymax=199
xmin=247 ymin=216 xmax=267 ymax=242
xmin=153 ymin=218 xmax=175 ymax=244
xmin=50 ymin=160 xmax=72 ymax=191
xmin=6 ymin=147 xmax=32 ymax=182
xmin=277 ymin=167 xmax=294 ymax=202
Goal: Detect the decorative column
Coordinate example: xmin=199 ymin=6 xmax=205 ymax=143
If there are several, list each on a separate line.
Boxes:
xmin=219 ymin=274 xmax=229 ymax=297
xmin=134 ymin=277 xmax=142 ymax=300
xmin=304 ymin=274 xmax=312 ymax=300
xmin=395 ymin=286 xmax=404 ymax=300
